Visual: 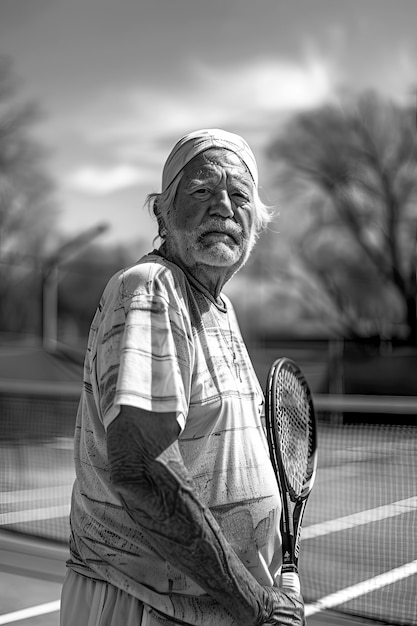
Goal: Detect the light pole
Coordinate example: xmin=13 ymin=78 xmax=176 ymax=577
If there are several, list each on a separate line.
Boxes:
xmin=41 ymin=223 xmax=109 ymax=350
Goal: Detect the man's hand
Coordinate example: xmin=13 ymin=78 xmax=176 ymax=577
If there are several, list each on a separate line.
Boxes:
xmin=260 ymin=586 xmax=305 ymax=626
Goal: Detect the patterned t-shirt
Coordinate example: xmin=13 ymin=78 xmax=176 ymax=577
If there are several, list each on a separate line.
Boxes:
xmin=67 ymin=252 xmax=282 ymax=626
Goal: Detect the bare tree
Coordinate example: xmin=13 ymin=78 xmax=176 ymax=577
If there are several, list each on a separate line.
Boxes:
xmin=0 ymin=57 xmax=57 ymax=336
xmin=265 ymin=92 xmax=417 ymax=343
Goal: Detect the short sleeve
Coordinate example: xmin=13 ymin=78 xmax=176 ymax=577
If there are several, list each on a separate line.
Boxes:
xmin=99 ymin=268 xmax=194 ymax=431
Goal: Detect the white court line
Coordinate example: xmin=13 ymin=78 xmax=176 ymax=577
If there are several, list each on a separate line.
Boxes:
xmin=1 ymin=496 xmax=416 ymax=621
xmin=302 ymin=496 xmax=417 ymax=616
xmin=0 ymin=505 xmax=70 ymax=525
xmin=3 ymin=493 xmax=414 ymax=532
xmin=0 ymin=600 xmax=60 ymax=625
xmin=0 ymin=485 xmax=73 ymax=505
xmin=302 ymin=496 xmax=417 ymax=540
xmin=305 ymin=560 xmax=417 ymax=617
xmin=2 ymin=562 xmax=416 ymax=624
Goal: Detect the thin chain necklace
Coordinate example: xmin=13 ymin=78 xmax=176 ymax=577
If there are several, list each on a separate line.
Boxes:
xmin=155 ymin=249 xmax=242 ymax=381
xmin=214 ymin=305 xmax=242 ymax=382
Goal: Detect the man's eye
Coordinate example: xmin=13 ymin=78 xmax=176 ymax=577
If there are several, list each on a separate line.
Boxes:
xmin=193 ymin=188 xmax=211 ymax=197
xmin=231 ymin=191 xmax=249 ymax=202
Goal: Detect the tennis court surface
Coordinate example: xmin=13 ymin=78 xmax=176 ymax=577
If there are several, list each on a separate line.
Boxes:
xmin=1 ymin=365 xmax=416 ymax=624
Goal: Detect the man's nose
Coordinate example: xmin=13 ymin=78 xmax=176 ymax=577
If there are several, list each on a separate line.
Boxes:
xmin=209 ymin=189 xmax=234 ymax=218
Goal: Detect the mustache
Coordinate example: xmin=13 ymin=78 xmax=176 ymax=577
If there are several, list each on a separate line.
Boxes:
xmin=197 ymin=219 xmax=243 ymax=243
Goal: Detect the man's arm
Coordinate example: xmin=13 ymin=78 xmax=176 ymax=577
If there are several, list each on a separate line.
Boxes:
xmin=107 ymin=405 xmax=304 ymax=626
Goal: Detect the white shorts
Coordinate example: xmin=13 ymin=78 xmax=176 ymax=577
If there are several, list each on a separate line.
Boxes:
xmin=60 ymin=569 xmax=161 ymax=626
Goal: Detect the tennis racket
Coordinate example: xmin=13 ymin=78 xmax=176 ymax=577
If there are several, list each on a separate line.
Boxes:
xmin=265 ymin=357 xmax=318 ymax=593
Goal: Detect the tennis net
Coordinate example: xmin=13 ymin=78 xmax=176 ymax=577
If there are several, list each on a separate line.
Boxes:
xmin=301 ymin=418 xmax=417 ymax=626
xmin=1 ymin=376 xmax=416 ymax=625
xmin=0 ymin=379 xmax=79 ymax=542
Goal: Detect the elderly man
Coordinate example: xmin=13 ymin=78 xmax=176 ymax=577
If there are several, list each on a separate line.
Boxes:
xmin=60 ymin=129 xmax=304 ymax=626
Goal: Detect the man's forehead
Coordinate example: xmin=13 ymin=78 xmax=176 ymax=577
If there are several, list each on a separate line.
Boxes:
xmin=183 ymin=149 xmax=253 ymax=182
xmin=161 ymin=129 xmax=258 ymax=190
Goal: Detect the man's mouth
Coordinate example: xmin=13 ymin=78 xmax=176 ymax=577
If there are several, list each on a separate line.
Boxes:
xmin=201 ymin=230 xmax=240 ymax=244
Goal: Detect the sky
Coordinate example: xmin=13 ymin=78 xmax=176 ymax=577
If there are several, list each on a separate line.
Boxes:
xmin=0 ymin=0 xmax=416 ymax=249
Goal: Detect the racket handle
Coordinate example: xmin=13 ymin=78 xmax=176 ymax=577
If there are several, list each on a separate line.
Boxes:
xmin=280 ymin=565 xmax=301 ymax=594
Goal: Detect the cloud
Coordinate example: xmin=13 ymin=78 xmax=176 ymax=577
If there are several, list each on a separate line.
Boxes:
xmin=191 ymin=55 xmax=334 ymax=113
xmin=66 ymin=164 xmax=143 ymax=195
xmin=63 ymin=54 xmax=335 ymax=145
xmin=61 ymin=55 xmax=336 ymax=197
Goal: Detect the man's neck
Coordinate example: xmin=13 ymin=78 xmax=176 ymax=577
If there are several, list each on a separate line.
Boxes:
xmin=158 ymin=244 xmax=237 ymax=301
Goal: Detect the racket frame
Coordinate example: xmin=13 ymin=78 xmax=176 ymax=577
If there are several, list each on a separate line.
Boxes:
xmin=265 ymin=357 xmax=318 ymax=573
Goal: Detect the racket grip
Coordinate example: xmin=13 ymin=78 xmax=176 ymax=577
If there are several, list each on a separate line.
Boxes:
xmin=280 ymin=565 xmax=301 ymax=594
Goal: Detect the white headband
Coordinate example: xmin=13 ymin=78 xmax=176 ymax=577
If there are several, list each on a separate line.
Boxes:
xmin=162 ymin=128 xmax=258 ymax=191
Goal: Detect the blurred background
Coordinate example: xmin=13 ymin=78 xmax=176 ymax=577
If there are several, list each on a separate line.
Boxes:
xmin=0 ymin=1 xmax=416 ymax=625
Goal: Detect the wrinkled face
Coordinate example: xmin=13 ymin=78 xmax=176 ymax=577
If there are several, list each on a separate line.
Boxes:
xmin=164 ymin=148 xmax=257 ymax=272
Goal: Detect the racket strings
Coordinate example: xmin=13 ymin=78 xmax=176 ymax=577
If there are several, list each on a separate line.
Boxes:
xmin=275 ymin=369 xmax=313 ymax=496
